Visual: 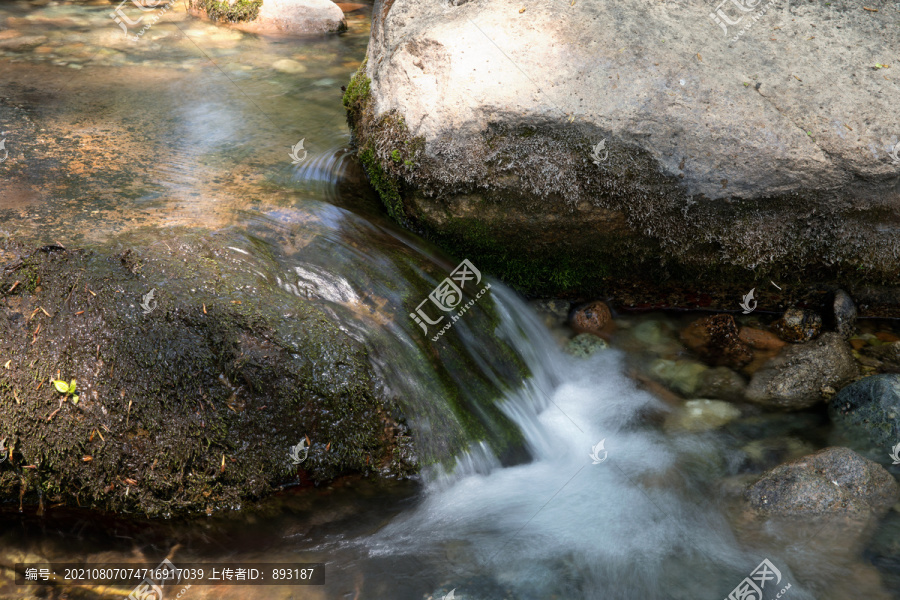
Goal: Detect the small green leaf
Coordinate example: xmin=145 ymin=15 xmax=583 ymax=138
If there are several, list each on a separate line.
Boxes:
xmin=71 ymin=394 xmax=79 ymax=405
xmin=53 ymin=380 xmax=70 ymax=394
xmin=69 ymin=380 xmax=77 ymax=393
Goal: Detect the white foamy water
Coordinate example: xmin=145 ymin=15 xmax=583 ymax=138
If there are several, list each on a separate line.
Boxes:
xmin=365 ymin=285 xmax=813 ymax=600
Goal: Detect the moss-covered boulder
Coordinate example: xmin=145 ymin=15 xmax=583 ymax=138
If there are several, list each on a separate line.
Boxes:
xmin=0 ymin=231 xmax=415 ymax=516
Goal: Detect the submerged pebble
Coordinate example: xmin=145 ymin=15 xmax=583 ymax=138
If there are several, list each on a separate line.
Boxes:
xmin=665 ymin=399 xmax=741 ymax=432
xmin=272 ymin=58 xmax=307 ymax=74
xmin=565 ymin=332 xmax=609 ymax=357
xmin=649 ymin=358 xmax=708 ymax=396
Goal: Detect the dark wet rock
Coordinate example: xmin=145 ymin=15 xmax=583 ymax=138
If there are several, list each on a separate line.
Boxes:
xmin=771 ymin=308 xmax=822 ymax=343
xmin=696 ymin=366 xmax=747 ymax=403
xmin=745 ymin=447 xmax=899 ymax=519
xmin=828 ymin=374 xmax=900 ymax=450
xmin=570 ymin=301 xmax=611 ymax=336
xmin=745 ymin=333 xmax=857 ymax=410
xmin=680 ymin=314 xmax=753 ymax=368
xmin=832 ymin=289 xmax=857 ymax=338
xmin=0 ymin=233 xmax=417 ymax=517
xmin=565 ymin=332 xmax=608 ymax=358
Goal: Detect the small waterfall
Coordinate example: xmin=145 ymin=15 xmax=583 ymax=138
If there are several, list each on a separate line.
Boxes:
xmin=361 ymin=285 xmax=814 ymax=600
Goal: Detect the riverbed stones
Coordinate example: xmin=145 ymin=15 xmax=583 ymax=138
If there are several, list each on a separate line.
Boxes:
xmin=570 ymin=301 xmax=611 ymax=336
xmin=771 ymin=308 xmax=822 ymax=343
xmin=744 ymin=333 xmax=857 ymax=410
xmin=0 ymin=34 xmax=47 ymax=50
xmin=832 ymin=289 xmax=858 ymax=338
xmin=828 ymin=374 xmax=900 ymax=450
xmin=665 ymin=399 xmax=741 ymax=432
xmin=272 ymin=58 xmax=307 ymax=74
xmin=738 ymin=327 xmax=786 ymax=351
xmin=696 ymin=366 xmax=747 ymax=403
xmin=680 ymin=314 xmax=753 ymax=368
xmin=346 ymin=0 xmax=900 ymax=298
xmin=745 ymin=447 xmax=900 ymax=519
xmin=565 ymin=333 xmax=608 ymax=358
xmin=649 ymin=359 xmax=707 ymax=396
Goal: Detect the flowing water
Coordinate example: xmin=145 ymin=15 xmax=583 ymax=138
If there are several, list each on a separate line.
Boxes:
xmin=1 ymin=2 xmax=899 ymax=599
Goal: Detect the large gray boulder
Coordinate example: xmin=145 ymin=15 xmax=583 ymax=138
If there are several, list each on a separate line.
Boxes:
xmin=346 ymin=0 xmax=900 ymax=296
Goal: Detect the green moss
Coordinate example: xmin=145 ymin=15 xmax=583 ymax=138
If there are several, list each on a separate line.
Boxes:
xmin=342 ymin=58 xmax=371 ymax=112
xmin=423 ymin=217 xmax=609 ymax=296
xmin=359 ymin=148 xmax=404 ymax=222
xmin=198 ymin=0 xmax=262 ymax=21
xmin=391 ymin=149 xmax=402 ymax=163
xmin=0 ymin=230 xmax=417 ymax=516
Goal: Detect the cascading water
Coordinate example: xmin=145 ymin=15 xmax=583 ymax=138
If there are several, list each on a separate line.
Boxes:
xmin=351 ymin=285 xmax=814 ymax=600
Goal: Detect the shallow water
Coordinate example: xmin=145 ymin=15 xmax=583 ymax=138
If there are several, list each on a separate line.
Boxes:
xmin=1 ymin=2 xmax=899 ymax=600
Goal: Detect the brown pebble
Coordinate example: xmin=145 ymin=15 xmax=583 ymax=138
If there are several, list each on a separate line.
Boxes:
xmin=570 ymin=301 xmax=612 ymax=336
xmin=739 ymin=327 xmax=786 ymax=350
xmin=850 ymin=338 xmax=867 ymax=350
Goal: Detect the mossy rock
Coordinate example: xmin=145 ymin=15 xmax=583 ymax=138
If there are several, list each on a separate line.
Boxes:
xmin=195 ymin=0 xmax=262 ymax=22
xmin=0 ymin=231 xmax=415 ymax=517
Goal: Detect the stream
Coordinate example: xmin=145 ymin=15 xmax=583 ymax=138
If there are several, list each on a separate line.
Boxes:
xmin=1 ymin=2 xmax=899 ymax=599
